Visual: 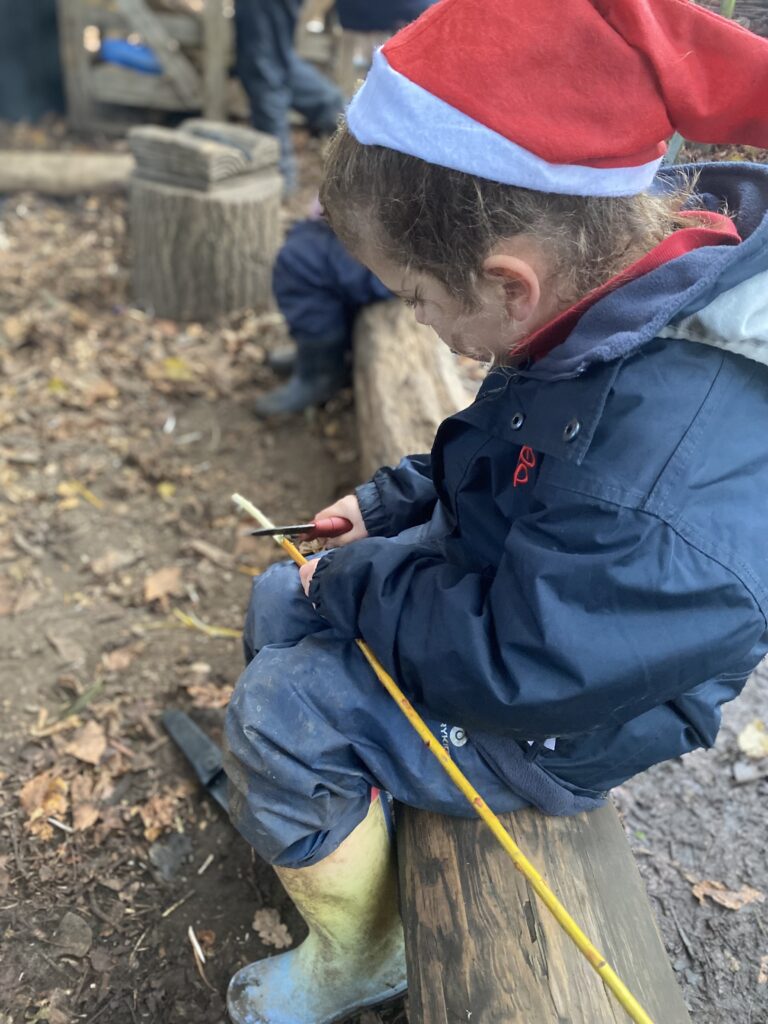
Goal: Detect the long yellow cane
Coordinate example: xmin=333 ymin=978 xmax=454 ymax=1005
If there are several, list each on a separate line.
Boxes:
xmin=232 ymin=493 xmax=655 ymax=1024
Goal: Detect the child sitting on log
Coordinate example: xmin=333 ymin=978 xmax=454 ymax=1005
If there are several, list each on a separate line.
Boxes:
xmin=224 ymin=1 xmax=768 ymax=1021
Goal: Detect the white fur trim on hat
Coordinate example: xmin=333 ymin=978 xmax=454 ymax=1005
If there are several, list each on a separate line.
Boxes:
xmin=347 ymin=50 xmax=663 ymax=197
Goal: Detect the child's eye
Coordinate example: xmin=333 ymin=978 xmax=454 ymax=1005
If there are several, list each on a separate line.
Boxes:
xmin=402 ymin=290 xmax=423 ymax=309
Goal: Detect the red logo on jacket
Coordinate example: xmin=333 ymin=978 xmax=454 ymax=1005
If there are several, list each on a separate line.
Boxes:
xmin=513 ymin=446 xmax=537 ymax=488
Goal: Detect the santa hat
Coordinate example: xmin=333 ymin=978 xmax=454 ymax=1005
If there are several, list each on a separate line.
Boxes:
xmin=346 ymin=0 xmax=768 ymax=196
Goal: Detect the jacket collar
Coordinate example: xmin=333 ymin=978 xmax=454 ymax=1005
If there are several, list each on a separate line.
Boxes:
xmin=449 ymin=359 xmax=623 ymax=466
xmin=525 ymin=162 xmax=768 ymax=380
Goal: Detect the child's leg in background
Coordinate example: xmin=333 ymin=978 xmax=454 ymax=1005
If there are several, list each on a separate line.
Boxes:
xmin=254 ymin=218 xmax=391 ymax=416
xmin=233 ymin=0 xmax=342 ymax=191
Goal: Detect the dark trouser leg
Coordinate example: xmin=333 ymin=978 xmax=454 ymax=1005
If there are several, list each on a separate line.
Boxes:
xmin=234 ymin=0 xmax=341 ymax=190
xmin=225 ymin=562 xmax=532 ymax=868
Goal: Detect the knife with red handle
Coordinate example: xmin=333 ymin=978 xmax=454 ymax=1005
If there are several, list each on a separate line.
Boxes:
xmin=249 ymin=516 xmax=353 ymax=540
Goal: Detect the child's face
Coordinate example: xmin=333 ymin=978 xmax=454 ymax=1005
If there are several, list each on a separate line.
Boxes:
xmin=358 ymin=238 xmax=557 ymax=364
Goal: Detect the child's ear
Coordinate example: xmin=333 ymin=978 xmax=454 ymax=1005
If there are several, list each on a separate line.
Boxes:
xmin=481 ymin=254 xmax=541 ymax=323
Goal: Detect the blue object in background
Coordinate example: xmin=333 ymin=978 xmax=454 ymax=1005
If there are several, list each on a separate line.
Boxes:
xmin=99 ymin=39 xmax=162 ymax=75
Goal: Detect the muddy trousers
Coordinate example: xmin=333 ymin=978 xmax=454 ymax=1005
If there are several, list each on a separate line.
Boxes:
xmin=224 ymin=558 xmax=607 ymax=868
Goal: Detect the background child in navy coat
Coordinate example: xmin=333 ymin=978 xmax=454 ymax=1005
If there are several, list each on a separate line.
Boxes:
xmin=224 ymin=2 xmax=768 ymax=1022
xmin=254 ymin=215 xmax=391 ymax=416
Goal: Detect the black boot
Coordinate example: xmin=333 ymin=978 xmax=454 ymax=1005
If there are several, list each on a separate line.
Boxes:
xmin=266 ymin=342 xmax=297 ymax=378
xmin=254 ymin=332 xmax=349 ymax=416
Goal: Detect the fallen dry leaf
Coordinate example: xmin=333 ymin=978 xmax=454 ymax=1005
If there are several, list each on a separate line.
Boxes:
xmin=758 ymin=954 xmax=768 ymax=985
xmin=71 ymin=773 xmax=100 ymax=831
xmin=78 ymin=376 xmax=119 ymax=405
xmin=46 ymin=627 xmax=86 ymax=666
xmin=157 ymin=481 xmax=176 ymax=502
xmin=691 ymin=879 xmax=765 ymax=911
xmin=65 ymin=720 xmax=107 ymax=765
xmin=737 ymin=719 xmax=768 ymax=760
xmin=131 ymin=783 xmax=193 ymax=842
xmin=252 ymin=908 xmax=292 ymax=950
xmin=19 ymin=770 xmax=69 ymax=840
xmin=185 ymin=681 xmax=234 ymax=710
xmin=144 ymin=565 xmax=183 ymax=609
xmin=91 ymin=547 xmax=141 ymax=577
xmin=13 ymin=581 xmax=41 ymax=615
xmin=100 ymin=644 xmax=138 ymax=673
xmin=36 ymin=988 xmax=70 ymax=1024
xmin=56 ymin=479 xmax=104 ymax=510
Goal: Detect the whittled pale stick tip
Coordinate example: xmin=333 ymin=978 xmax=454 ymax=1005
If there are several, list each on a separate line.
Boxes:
xmin=232 ymin=493 xmax=275 ymax=531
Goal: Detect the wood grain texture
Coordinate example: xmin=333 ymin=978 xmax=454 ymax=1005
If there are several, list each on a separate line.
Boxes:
xmin=353 ymin=300 xmax=474 ymax=476
xmin=202 ymin=0 xmax=228 ymax=120
xmin=56 ymin=0 xmax=99 ymax=131
xmin=354 ymin=300 xmax=690 ymax=1022
xmin=130 ymin=173 xmax=281 ymax=320
xmin=115 ymin=0 xmax=201 ymax=105
xmin=398 ymin=805 xmax=691 ymax=1023
xmin=0 ymin=151 xmax=134 ymax=195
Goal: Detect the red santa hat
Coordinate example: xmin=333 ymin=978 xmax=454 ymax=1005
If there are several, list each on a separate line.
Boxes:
xmin=346 ymin=0 xmax=768 ymax=196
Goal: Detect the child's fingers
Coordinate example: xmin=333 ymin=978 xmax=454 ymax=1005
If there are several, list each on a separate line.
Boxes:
xmin=299 ymin=559 xmax=319 ymax=596
xmin=314 ymin=494 xmax=368 ymax=546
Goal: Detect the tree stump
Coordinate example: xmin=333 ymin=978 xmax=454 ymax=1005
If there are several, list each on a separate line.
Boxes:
xmin=353 ymin=300 xmax=691 ymax=1023
xmin=129 ymin=122 xmax=281 ymax=321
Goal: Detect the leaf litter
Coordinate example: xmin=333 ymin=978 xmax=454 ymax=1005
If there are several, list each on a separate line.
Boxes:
xmin=0 ymin=118 xmax=383 ymax=1024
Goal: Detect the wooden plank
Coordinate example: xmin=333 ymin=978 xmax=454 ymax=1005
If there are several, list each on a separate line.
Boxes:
xmin=89 ymin=62 xmax=193 ymax=109
xmin=398 ymin=804 xmax=691 ymax=1022
xmin=202 ymin=0 xmax=229 ymax=121
xmin=56 ymin=0 xmax=100 ymax=131
xmin=85 ymin=6 xmax=204 ymax=48
xmin=115 ymin=0 xmax=202 ymax=105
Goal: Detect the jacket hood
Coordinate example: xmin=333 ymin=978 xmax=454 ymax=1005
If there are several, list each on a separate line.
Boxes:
xmin=532 ymin=161 xmax=768 ymax=379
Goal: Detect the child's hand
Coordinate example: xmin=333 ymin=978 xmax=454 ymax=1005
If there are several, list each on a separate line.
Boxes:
xmin=299 ymin=559 xmax=320 ymax=596
xmin=313 ymin=495 xmax=367 ymax=547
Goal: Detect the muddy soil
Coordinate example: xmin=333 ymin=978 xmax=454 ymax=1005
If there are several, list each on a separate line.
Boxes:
xmin=1 ymin=134 xmax=767 ymax=1024
xmin=0 ymin=179 xmax=403 ymax=1024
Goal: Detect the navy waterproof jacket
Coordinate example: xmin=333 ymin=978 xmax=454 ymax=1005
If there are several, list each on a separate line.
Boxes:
xmin=309 ymin=164 xmax=768 ymax=795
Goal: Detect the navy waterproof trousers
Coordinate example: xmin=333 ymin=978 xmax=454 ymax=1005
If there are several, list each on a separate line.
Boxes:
xmin=224 ymin=537 xmax=603 ymax=868
xmin=234 ymin=0 xmax=342 ymax=188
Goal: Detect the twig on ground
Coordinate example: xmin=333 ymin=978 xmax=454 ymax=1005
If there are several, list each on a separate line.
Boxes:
xmin=197 ymin=853 xmax=214 ymax=875
xmin=160 ymin=890 xmax=194 ymax=918
xmin=188 ymin=924 xmax=217 ymax=992
xmin=172 ymin=608 xmax=241 ymax=639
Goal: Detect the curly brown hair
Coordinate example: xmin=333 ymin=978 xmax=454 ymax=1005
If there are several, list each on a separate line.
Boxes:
xmin=320 ymin=120 xmax=700 ymax=309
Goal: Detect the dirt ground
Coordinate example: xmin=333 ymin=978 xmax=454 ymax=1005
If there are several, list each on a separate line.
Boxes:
xmin=1 ymin=128 xmax=767 ymax=1024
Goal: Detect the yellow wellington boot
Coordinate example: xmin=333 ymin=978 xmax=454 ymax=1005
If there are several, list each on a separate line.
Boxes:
xmin=227 ymin=797 xmax=407 ymax=1024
